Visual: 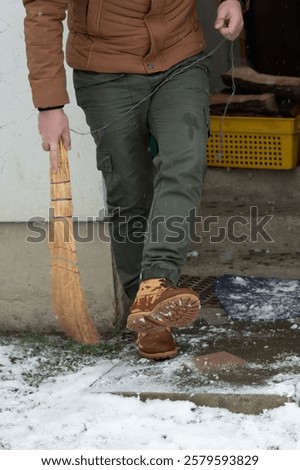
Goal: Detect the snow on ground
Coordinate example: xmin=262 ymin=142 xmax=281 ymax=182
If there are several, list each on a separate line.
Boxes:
xmin=1 ymin=340 xmax=300 ymax=450
xmin=215 ymin=275 xmax=300 ymax=321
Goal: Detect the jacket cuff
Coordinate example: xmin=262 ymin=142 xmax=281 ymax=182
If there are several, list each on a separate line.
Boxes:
xmin=29 ymin=75 xmax=70 ymax=109
xmin=38 ymin=105 xmax=64 ymax=112
xmin=218 ymin=0 xmax=250 ymax=12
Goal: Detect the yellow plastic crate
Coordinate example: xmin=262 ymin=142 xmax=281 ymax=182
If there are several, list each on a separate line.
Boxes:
xmin=207 ymin=115 xmax=300 ymax=169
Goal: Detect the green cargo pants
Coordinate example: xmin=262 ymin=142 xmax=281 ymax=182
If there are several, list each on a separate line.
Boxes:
xmin=73 ymin=53 xmax=210 ymax=298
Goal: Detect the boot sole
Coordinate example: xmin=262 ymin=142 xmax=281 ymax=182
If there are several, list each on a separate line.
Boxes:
xmin=138 ymin=347 xmax=178 ymax=360
xmin=127 ymin=293 xmax=200 ymax=333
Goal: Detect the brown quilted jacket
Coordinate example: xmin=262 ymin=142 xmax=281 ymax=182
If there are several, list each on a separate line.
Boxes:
xmin=23 ymin=0 xmax=244 ymax=108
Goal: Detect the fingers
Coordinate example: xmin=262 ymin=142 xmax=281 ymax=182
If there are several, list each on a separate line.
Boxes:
xmin=41 ymin=138 xmax=59 ymax=173
xmin=38 ymin=108 xmax=71 ymax=172
xmin=42 ymin=141 xmax=50 ymax=152
xmin=42 ymin=140 xmax=60 ymax=173
xmin=215 ymin=0 xmax=244 ymax=41
xmin=62 ymin=127 xmax=71 ymax=151
xmin=50 ymin=143 xmax=59 ymax=173
xmin=215 ymin=19 xmax=243 ymax=41
xmin=41 ymin=139 xmax=59 ymax=173
xmin=214 ymin=18 xmax=229 ymax=31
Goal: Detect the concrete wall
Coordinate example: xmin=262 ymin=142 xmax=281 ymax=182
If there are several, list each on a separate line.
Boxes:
xmin=0 ymin=222 xmax=118 ymax=334
xmin=0 ymin=2 xmax=105 ymax=222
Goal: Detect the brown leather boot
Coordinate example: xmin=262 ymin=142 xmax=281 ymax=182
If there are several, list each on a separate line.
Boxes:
xmin=127 ymin=278 xmax=200 ymax=333
xmin=137 ymin=328 xmax=178 ymax=360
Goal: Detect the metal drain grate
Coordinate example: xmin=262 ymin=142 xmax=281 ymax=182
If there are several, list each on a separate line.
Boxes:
xmin=178 ymin=275 xmax=221 ymax=307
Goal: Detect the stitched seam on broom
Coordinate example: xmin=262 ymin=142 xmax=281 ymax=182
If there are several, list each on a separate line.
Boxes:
xmin=51 ymin=197 xmax=72 ymax=201
xmin=49 ymin=246 xmax=76 ymax=253
xmin=51 ymin=256 xmax=79 ymax=266
xmin=51 ymin=180 xmax=71 ymax=184
xmin=51 ymin=264 xmax=79 ymax=273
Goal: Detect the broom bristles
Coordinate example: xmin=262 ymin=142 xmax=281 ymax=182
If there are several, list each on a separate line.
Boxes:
xmin=49 ymin=141 xmax=99 ymax=345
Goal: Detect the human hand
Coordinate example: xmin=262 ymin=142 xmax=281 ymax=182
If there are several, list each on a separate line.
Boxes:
xmin=38 ymin=108 xmax=71 ymax=172
xmin=215 ymin=0 xmax=244 ymax=41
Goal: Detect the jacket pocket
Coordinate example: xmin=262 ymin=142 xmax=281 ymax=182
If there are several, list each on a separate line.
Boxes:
xmin=96 ymin=151 xmax=125 ymax=209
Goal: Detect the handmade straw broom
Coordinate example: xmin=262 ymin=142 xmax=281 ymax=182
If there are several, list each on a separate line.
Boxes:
xmin=48 ymin=141 xmax=99 ymax=345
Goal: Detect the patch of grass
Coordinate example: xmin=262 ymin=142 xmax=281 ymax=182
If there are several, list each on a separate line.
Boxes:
xmin=0 ymin=329 xmax=133 ymax=353
xmin=0 ymin=330 xmax=135 ymax=387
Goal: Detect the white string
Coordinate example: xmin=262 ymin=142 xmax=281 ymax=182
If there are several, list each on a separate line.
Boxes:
xmin=70 ymin=39 xmax=227 ymax=137
xmin=70 ymin=39 xmax=237 ymax=163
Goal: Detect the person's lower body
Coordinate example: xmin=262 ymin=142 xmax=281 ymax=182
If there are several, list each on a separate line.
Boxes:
xmin=74 ymin=53 xmax=210 ymax=359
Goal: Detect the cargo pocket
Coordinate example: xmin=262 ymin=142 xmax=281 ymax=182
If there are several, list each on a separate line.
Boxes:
xmin=96 ymin=151 xmax=124 ymax=209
